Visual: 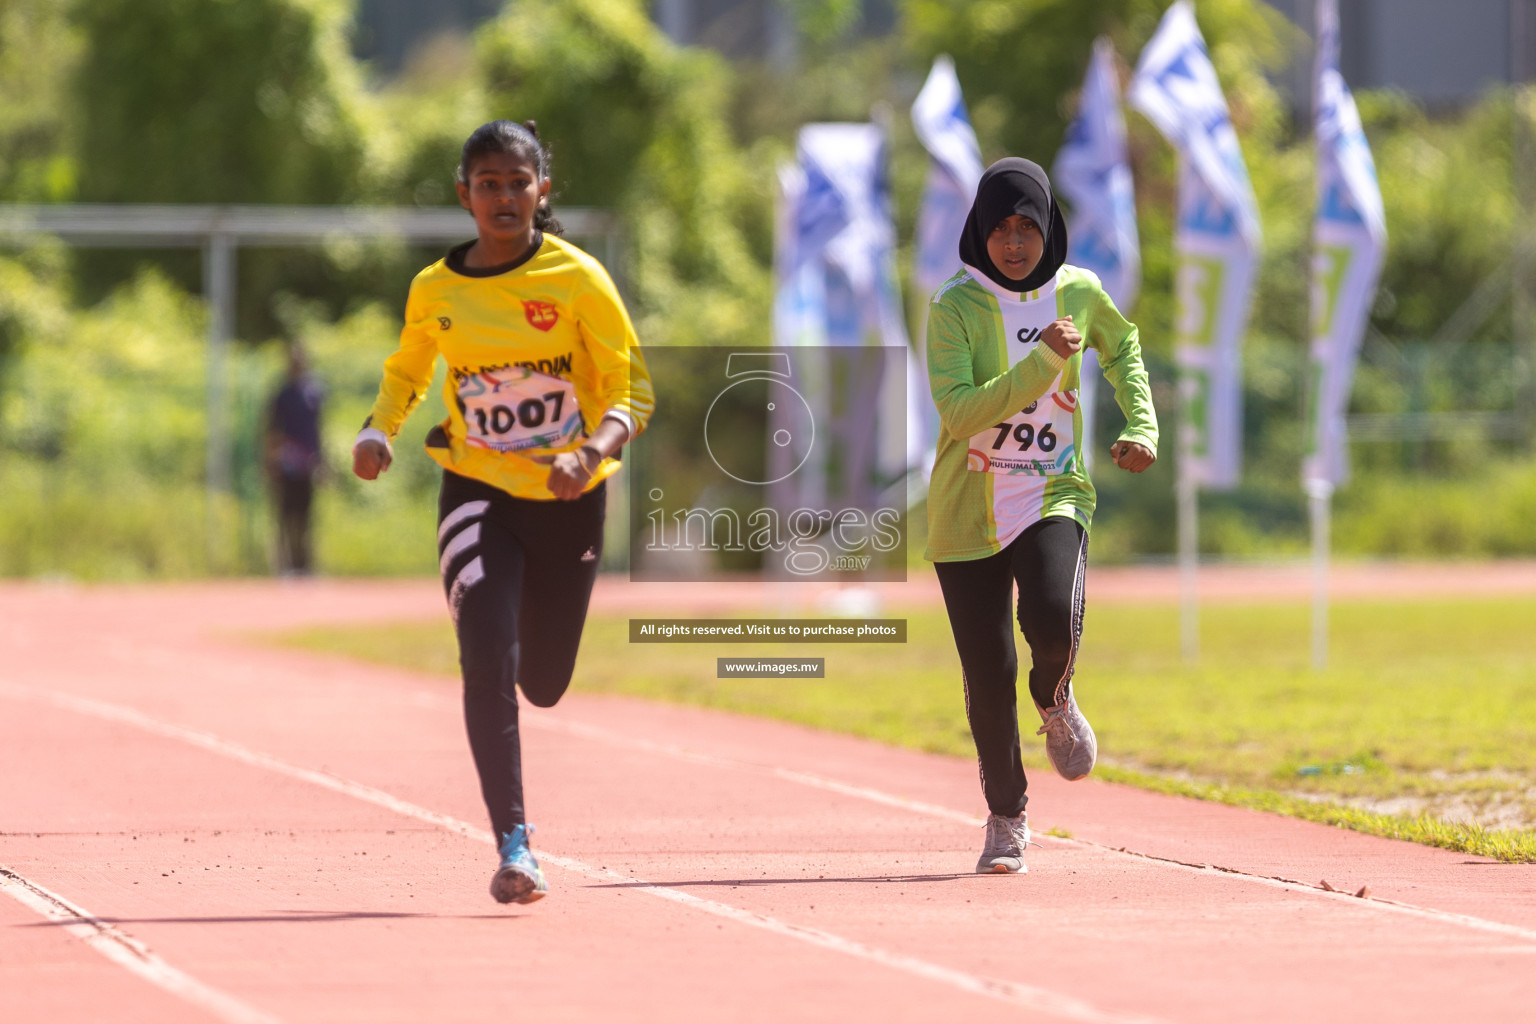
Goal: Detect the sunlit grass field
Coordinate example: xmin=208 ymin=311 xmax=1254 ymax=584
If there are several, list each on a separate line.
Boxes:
xmin=272 ymin=595 xmax=1536 ymax=861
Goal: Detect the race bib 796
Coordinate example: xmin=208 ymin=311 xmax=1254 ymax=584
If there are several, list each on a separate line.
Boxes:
xmin=967 ymin=391 xmax=1079 ymax=476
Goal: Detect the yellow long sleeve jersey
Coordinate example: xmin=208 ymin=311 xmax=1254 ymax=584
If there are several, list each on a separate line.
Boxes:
xmin=362 ymin=234 xmax=654 ymax=501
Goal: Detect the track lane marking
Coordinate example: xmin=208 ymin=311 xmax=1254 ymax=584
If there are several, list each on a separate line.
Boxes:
xmin=523 ymin=715 xmax=1536 ymax=945
xmin=0 ymin=683 xmax=1162 ymax=1024
xmin=0 ymin=866 xmax=282 ymax=1024
xmin=528 ymin=716 xmax=987 ymax=826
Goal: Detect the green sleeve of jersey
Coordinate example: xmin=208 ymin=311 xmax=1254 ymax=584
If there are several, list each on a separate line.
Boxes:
xmin=926 ymin=298 xmax=1069 ymax=440
xmin=1087 ymin=283 xmax=1159 ymax=454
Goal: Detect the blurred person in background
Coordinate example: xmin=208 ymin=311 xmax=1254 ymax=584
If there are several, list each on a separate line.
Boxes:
xmin=264 ymin=344 xmax=326 ymax=576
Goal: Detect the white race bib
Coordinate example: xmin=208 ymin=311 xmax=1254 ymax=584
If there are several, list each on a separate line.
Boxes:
xmin=967 ymin=391 xmax=1079 ymax=476
xmin=457 ymin=366 xmax=583 ymax=454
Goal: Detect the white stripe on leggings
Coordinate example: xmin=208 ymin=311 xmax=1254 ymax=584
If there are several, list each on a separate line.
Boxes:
xmin=438 ymin=522 xmax=481 ymax=577
xmin=1052 ymin=528 xmax=1089 ymax=708
xmin=446 ymin=555 xmax=485 ymax=625
xmin=437 ymin=500 xmax=489 ymax=544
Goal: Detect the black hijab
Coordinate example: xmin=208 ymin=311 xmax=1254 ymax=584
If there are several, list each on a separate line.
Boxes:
xmin=958 ymin=157 xmax=1069 ymax=293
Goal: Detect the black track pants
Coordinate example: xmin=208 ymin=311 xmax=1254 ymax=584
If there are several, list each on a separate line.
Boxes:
xmin=437 ymin=470 xmax=605 ymax=839
xmin=933 ymin=516 xmax=1088 ymax=817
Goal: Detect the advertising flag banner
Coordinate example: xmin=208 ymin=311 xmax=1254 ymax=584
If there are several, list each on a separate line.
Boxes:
xmin=1130 ymin=0 xmax=1261 ymax=490
xmin=1054 ymin=36 xmax=1141 ymax=469
xmin=771 ymin=124 xmax=920 ymax=511
xmin=1054 ymin=37 xmax=1141 ymax=312
xmin=772 ymin=161 xmax=828 ymax=351
xmin=909 ymin=57 xmax=983 ymax=478
xmin=911 ymin=55 xmax=984 ymax=298
xmin=1304 ymin=0 xmax=1386 ymax=490
xmin=793 ymin=124 xmax=908 ymax=356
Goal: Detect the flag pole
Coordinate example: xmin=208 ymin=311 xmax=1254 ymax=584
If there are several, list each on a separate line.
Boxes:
xmin=1131 ymin=3 xmax=1262 ymax=665
xmin=1177 ymin=453 xmax=1199 ymax=663
xmin=1307 ymin=478 xmax=1333 ymax=669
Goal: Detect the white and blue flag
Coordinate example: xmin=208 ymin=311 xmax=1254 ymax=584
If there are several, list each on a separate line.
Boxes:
xmin=1130 ymin=0 xmax=1261 ymax=490
xmin=910 ymin=56 xmax=983 ymax=481
xmin=1055 ymin=37 xmax=1141 ymax=312
xmin=773 ymin=160 xmax=828 ymax=351
xmin=773 ymin=123 xmax=923 ymax=500
xmin=1054 ymin=37 xmax=1141 ymax=470
xmin=911 ymin=55 xmax=984 ymax=297
xmin=1304 ymin=0 xmax=1386 ymax=491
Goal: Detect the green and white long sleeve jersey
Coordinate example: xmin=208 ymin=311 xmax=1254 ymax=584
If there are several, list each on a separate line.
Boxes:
xmin=924 ymin=264 xmax=1158 ymax=562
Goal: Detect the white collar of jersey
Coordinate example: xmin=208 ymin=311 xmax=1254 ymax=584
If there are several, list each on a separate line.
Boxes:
xmin=963 ymin=264 xmax=1059 ymax=304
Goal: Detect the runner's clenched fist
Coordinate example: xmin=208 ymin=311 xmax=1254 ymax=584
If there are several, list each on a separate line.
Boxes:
xmin=1040 ymin=316 xmax=1082 ymax=358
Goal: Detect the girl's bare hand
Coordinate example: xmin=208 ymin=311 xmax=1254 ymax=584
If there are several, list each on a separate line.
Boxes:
xmin=1041 ymin=316 xmax=1082 ymax=359
xmin=352 ymin=439 xmax=392 ymax=480
xmin=544 ymin=450 xmax=593 ymax=500
xmin=1109 ymin=440 xmax=1155 ymax=473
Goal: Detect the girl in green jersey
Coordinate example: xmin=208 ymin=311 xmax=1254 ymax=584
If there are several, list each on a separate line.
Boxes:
xmin=925 ymin=158 xmax=1158 ymax=874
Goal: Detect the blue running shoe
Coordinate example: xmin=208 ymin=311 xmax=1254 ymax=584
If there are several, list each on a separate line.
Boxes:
xmin=490 ymin=824 xmax=547 ymax=904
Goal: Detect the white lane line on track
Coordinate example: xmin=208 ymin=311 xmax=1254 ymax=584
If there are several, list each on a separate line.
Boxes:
xmin=524 ymin=715 xmax=1536 ymax=946
xmin=527 ymin=717 xmax=987 ymax=827
xmin=1079 ymin=843 xmax=1536 ymax=944
xmin=0 ymin=866 xmax=282 ymax=1024
xmin=0 ymin=683 xmax=1161 ymax=1024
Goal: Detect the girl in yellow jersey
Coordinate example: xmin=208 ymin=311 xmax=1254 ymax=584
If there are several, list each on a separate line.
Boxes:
xmin=352 ymin=120 xmax=653 ymax=905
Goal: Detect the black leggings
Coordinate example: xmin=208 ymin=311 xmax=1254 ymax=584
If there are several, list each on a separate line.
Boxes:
xmin=276 ymin=475 xmax=314 ymax=573
xmin=933 ymin=516 xmax=1088 ymax=817
xmin=437 ymin=470 xmax=605 ymax=838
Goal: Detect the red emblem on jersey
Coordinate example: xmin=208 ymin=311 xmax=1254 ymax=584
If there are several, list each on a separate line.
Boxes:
xmin=1052 ymin=391 xmax=1078 ymax=412
xmin=524 ymin=300 xmax=559 ymax=332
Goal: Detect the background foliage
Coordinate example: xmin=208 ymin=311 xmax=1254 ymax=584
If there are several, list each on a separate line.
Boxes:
xmin=0 ymin=0 xmax=1531 ymax=577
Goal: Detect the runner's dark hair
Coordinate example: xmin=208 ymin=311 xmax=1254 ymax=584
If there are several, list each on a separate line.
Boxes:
xmin=455 ymin=119 xmax=564 ymax=236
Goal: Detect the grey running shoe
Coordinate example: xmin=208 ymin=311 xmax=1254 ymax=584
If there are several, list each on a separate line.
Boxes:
xmin=975 ymin=812 xmax=1030 ymax=874
xmin=1036 ymin=693 xmax=1098 ymax=781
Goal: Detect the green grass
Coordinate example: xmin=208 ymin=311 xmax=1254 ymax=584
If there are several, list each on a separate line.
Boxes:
xmin=270 ymin=594 xmax=1536 ymax=862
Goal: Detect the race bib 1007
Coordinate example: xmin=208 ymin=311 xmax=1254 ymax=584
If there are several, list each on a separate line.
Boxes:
xmin=456 ymin=366 xmax=583 ymax=454
xmin=967 ymin=391 xmax=1079 ymax=476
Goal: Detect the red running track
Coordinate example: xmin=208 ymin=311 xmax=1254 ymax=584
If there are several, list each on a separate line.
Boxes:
xmin=1 ymin=576 xmax=1534 ymax=1023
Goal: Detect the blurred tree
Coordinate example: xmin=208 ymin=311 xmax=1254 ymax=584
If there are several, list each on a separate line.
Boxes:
xmin=0 ymin=0 xmax=81 ymax=203
xmin=0 ymin=2 xmax=80 ymax=405
xmin=362 ymin=32 xmax=490 ymax=208
xmin=71 ymin=0 xmax=367 ymax=204
xmin=781 ymin=0 xmax=862 ymax=45
xmin=66 ymin=0 xmax=405 ymax=337
xmin=901 ymin=0 xmax=1291 ymax=163
xmin=476 ymin=0 xmax=769 ymax=348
